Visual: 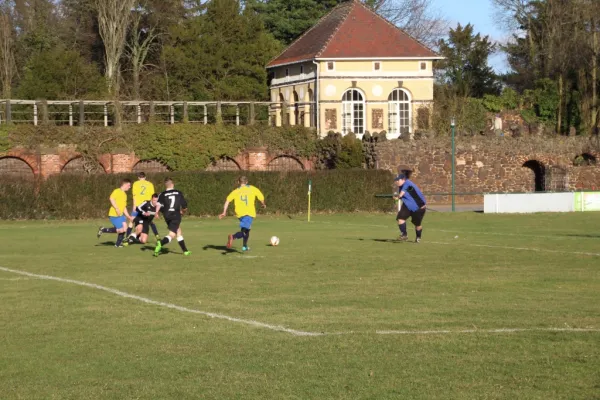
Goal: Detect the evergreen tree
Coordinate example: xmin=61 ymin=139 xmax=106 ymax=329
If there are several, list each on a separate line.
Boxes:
xmin=162 ymin=0 xmax=281 ymax=100
xmin=16 ymin=46 xmax=106 ymax=99
xmin=437 ymin=23 xmax=500 ymax=98
xmin=249 ymin=0 xmax=340 ymax=45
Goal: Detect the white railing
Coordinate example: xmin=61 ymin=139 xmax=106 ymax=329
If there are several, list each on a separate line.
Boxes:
xmin=0 ymin=99 xmax=285 ymax=126
xmin=0 ymin=99 xmax=318 ymax=128
xmin=270 ymin=71 xmax=316 ymax=86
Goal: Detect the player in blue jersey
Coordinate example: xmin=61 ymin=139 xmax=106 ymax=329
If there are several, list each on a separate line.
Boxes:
xmin=393 ymin=174 xmax=427 ymax=243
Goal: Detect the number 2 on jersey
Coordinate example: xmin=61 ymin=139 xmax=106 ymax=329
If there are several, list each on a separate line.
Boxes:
xmin=140 ymin=185 xmax=146 ymax=195
xmin=240 ymin=195 xmax=248 ymax=206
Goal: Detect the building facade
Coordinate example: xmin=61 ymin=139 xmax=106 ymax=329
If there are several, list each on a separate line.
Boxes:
xmin=267 ymin=0 xmax=442 ymax=139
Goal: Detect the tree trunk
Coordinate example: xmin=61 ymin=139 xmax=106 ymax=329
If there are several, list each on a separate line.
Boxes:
xmin=133 ymin=68 xmax=140 ymax=100
xmin=95 ymin=0 xmax=136 ymax=97
xmin=579 ymin=67 xmax=591 ymax=134
xmin=0 ymin=13 xmax=15 ymax=99
xmin=592 ymin=17 xmax=598 ymax=132
xmin=557 ymin=73 xmax=563 ymax=134
xmin=527 ymin=15 xmax=537 ymax=78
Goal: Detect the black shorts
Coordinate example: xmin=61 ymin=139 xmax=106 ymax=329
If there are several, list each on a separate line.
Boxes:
xmin=133 ymin=216 xmax=143 ymax=228
xmin=396 ymin=203 xmax=426 ymax=226
xmin=134 ymin=217 xmax=152 ymax=235
xmin=140 ymin=221 xmax=150 ymax=235
xmin=165 ymin=217 xmax=181 ymax=234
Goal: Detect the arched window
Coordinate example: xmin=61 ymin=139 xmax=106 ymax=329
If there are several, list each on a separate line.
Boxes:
xmin=342 ymin=89 xmax=365 ymax=135
xmin=206 ymin=157 xmax=241 ymax=171
xmin=293 ymin=91 xmax=299 ymax=126
xmin=132 ymin=160 xmax=169 ymax=173
xmin=522 ymin=160 xmax=545 ymax=192
xmin=267 ymin=156 xmax=304 ymax=171
xmin=0 ymin=157 xmax=34 ymax=180
xmin=388 ymin=88 xmax=412 ymax=138
xmin=62 ymin=157 xmax=106 ymax=175
xmin=307 ymin=88 xmax=314 ymax=127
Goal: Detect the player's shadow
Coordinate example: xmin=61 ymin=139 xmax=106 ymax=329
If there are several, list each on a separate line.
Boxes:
xmin=139 ymin=246 xmax=179 ymax=254
xmin=96 ymin=241 xmax=116 ymax=246
xmin=354 ymin=238 xmax=404 ymax=243
xmin=203 ymin=245 xmax=238 ymax=255
xmin=564 ymin=234 xmax=600 ymax=238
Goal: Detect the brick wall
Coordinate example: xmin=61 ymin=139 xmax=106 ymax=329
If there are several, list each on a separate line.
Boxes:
xmin=1 ymin=147 xmax=312 ymax=178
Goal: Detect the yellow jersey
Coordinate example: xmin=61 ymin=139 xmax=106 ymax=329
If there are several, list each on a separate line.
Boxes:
xmin=132 ymin=180 xmax=155 ymax=206
xmin=108 ymin=188 xmax=127 ymax=217
xmin=226 ymin=185 xmax=264 ymax=218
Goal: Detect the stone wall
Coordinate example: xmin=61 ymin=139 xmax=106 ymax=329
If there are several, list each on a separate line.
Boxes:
xmin=375 ymin=136 xmax=600 ymax=203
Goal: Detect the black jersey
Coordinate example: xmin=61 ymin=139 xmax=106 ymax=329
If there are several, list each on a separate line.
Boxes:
xmin=135 ymin=201 xmax=157 ymax=222
xmin=157 ymin=189 xmax=188 ymax=220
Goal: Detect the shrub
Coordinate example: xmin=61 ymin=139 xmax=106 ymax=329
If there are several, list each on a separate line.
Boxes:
xmin=0 ymin=170 xmax=394 ymax=219
xmin=317 ymin=132 xmax=364 ymax=169
xmin=5 ymin=124 xmax=319 ymax=171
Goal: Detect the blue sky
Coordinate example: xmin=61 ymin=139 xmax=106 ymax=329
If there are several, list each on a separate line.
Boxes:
xmin=432 ymin=0 xmax=510 ymax=73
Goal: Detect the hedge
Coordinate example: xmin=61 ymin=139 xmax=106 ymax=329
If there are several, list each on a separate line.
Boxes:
xmin=0 ymin=170 xmax=395 ymax=220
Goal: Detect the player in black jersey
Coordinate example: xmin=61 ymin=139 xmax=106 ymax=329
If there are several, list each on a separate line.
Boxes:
xmin=128 ymin=194 xmax=159 ymax=245
xmin=154 ymin=177 xmax=191 ymax=257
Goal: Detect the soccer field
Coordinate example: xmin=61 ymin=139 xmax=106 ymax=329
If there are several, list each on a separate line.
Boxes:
xmin=1 ymin=212 xmax=599 ymax=399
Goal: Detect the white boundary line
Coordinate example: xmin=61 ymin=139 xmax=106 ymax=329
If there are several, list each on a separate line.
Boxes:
xmin=433 ymin=228 xmax=594 ymax=241
xmin=316 ymin=221 xmax=600 ymax=257
xmin=317 ymin=221 xmax=595 ymax=241
xmin=428 ymin=241 xmax=600 ymax=257
xmin=0 ymin=266 xmax=322 ymax=337
xmin=377 ymin=328 xmax=600 ymax=335
xmin=1 ymin=266 xmax=598 ymax=337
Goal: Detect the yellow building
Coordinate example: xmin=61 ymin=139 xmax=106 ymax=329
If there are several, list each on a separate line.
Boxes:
xmin=267 ymin=0 xmax=442 ymax=139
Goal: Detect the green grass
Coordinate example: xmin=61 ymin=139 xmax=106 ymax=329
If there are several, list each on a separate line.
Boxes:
xmin=0 ymin=212 xmax=599 ymax=399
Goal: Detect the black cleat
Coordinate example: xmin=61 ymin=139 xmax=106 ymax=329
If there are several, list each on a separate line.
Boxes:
xmin=397 ymin=235 xmax=408 ymax=242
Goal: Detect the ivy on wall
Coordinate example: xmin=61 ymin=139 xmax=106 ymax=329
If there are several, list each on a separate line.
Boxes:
xmin=2 ymin=124 xmax=321 ymax=171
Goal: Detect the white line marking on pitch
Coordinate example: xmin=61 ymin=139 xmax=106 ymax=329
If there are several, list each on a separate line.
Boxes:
xmin=233 ymin=255 xmax=264 ymax=259
xmin=1 ymin=266 xmax=598 ymax=337
xmin=377 ymin=328 xmax=600 ymax=335
xmin=429 ymin=241 xmax=600 ymax=257
xmin=317 ymin=221 xmax=600 ymax=257
xmin=0 ymin=266 xmax=322 ymax=337
xmin=433 ymin=228 xmax=591 ymax=241
xmin=318 ymin=221 xmax=593 ymax=241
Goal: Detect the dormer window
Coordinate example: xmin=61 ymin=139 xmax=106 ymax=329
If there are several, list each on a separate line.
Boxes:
xmin=327 ymin=62 xmax=335 ymax=71
xmin=374 ymin=62 xmax=381 ymax=71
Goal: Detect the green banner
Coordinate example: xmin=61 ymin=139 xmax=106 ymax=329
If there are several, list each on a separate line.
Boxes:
xmin=574 ymin=192 xmax=600 ymax=212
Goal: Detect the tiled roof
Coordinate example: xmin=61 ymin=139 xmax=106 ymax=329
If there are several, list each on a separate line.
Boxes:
xmin=267 ymin=0 xmax=439 ymax=68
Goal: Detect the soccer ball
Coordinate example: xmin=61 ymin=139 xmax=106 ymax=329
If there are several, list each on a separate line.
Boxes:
xmin=270 ymin=236 xmax=280 ymax=246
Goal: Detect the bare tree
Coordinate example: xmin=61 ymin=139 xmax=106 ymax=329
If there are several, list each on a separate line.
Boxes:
xmin=0 ymin=4 xmax=16 ymax=98
xmin=125 ymin=5 xmax=161 ymax=100
xmin=94 ymin=0 xmax=137 ymax=95
xmin=365 ymin=0 xmax=448 ymax=48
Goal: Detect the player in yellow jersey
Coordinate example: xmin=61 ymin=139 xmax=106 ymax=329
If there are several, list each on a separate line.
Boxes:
xmin=96 ymin=179 xmax=133 ymax=248
xmin=128 ymin=172 xmax=160 ymax=240
xmin=219 ymin=176 xmax=266 ymax=252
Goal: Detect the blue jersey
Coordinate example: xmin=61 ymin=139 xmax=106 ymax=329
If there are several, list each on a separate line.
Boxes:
xmin=400 ymin=180 xmax=426 ymax=212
